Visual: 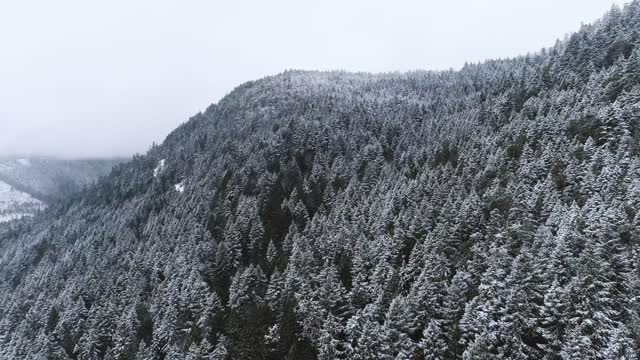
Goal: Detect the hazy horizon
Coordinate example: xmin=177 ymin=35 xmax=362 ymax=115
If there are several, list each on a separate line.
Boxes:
xmin=0 ymin=0 xmax=629 ymax=159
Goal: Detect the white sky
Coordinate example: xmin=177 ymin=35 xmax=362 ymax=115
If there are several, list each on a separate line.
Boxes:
xmin=0 ymin=0 xmax=629 ymax=158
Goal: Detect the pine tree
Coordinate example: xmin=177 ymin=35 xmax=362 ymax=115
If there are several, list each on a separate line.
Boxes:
xmin=211 ymin=335 xmax=229 ymax=360
xmin=317 ymin=314 xmax=348 ymax=360
xmin=384 ymin=296 xmax=417 ymax=357
xmin=420 ymin=319 xmax=449 ymax=360
xmin=561 ymin=236 xmax=620 ymax=359
xmin=602 ymin=326 xmax=637 ymax=360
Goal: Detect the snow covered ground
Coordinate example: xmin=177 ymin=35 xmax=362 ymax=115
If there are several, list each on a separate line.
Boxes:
xmin=175 ymin=181 xmax=185 ymax=193
xmin=153 ymin=159 xmax=166 ymax=177
xmin=0 ymin=180 xmax=45 ymax=223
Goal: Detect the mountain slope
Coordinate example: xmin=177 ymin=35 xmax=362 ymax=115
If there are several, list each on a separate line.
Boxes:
xmin=1 ymin=3 xmax=640 ymax=359
xmin=0 ymin=181 xmax=44 ymax=223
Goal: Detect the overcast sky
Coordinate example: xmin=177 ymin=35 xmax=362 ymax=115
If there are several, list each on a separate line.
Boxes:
xmin=0 ymin=0 xmax=629 ymax=159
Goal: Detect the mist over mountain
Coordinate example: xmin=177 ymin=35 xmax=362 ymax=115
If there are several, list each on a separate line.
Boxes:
xmin=0 ymin=157 xmax=124 ymax=223
xmin=2 ymin=2 xmax=640 ymax=359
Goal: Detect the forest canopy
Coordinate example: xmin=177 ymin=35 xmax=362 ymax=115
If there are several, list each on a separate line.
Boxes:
xmin=1 ymin=2 xmax=640 ymax=359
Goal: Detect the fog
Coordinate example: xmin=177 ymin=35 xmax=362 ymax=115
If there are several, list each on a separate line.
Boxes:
xmin=0 ymin=0 xmax=628 ymax=159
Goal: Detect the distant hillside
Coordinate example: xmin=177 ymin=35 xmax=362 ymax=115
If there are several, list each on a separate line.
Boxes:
xmin=0 ymin=157 xmax=125 ymax=203
xmin=0 ymin=157 xmax=124 ymax=223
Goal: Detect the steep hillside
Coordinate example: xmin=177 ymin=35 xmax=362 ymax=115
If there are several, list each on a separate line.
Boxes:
xmin=1 ymin=3 xmax=640 ymax=359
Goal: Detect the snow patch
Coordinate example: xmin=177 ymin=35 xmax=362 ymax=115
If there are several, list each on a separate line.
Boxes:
xmin=0 ymin=213 xmax=34 ymax=223
xmin=153 ymin=159 xmax=166 ymax=178
xmin=17 ymin=158 xmax=31 ymax=166
xmin=175 ymin=181 xmax=185 ymax=193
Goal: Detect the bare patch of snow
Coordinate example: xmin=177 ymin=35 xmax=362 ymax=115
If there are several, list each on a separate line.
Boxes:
xmin=175 ymin=181 xmax=185 ymax=193
xmin=153 ymin=159 xmax=166 ymax=178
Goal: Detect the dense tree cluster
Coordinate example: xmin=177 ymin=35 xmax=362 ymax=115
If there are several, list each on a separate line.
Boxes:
xmin=1 ymin=2 xmax=640 ymax=358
